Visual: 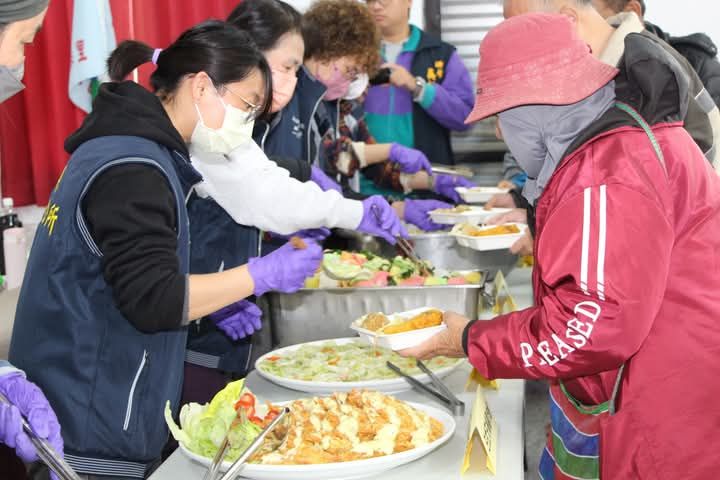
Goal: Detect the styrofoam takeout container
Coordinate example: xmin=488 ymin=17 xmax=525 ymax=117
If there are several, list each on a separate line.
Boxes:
xmin=450 ymin=223 xmax=527 ymax=251
xmin=455 ymin=186 xmax=510 ymax=204
xmin=350 ymin=307 xmax=446 ymax=351
xmin=429 ymin=206 xmax=512 ymax=225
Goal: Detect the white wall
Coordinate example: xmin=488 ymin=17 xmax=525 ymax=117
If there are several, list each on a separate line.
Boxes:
xmin=284 ymin=0 xmax=425 ymax=27
xmin=644 ymin=1 xmax=720 ymax=48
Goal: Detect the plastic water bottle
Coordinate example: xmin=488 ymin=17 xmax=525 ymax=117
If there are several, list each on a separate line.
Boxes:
xmin=4 ymin=227 xmax=27 ymax=289
xmin=1 ymin=198 xmax=26 ymax=289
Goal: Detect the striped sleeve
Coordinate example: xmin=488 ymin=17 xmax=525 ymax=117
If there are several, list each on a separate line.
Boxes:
xmin=465 ymin=184 xmax=674 ymax=381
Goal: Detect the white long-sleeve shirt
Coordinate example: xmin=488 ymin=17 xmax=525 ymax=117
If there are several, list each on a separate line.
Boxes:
xmin=190 ymin=140 xmax=364 ymax=235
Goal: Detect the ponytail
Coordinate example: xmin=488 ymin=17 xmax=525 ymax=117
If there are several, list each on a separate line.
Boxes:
xmin=105 ymin=20 xmax=273 ymax=116
xmin=107 ymin=40 xmax=154 ymax=82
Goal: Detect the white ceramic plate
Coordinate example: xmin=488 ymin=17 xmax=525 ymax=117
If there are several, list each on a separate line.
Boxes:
xmin=351 ymin=308 xmax=446 ymax=351
xmin=451 ymin=223 xmax=527 ymax=251
xmin=455 ymin=186 xmax=510 ymax=204
xmin=179 ymin=401 xmax=456 ymax=480
xmin=255 ymin=338 xmax=464 ymax=394
xmin=429 ymin=206 xmax=512 ymax=225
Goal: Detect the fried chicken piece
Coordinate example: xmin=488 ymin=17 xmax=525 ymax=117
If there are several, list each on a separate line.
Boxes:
xmin=290 ymin=236 xmax=307 ymax=249
xmin=382 ymin=309 xmax=443 ymax=334
xmin=361 ymin=312 xmax=389 ymax=331
xmin=463 ymin=224 xmax=520 ymax=237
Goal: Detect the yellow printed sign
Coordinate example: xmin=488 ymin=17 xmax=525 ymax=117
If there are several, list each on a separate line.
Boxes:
xmin=462 ymin=385 xmax=498 ymax=475
xmin=479 ymin=271 xmax=518 ymax=315
xmin=465 ymin=368 xmax=500 ymax=391
xmin=492 ymin=271 xmax=518 ymax=315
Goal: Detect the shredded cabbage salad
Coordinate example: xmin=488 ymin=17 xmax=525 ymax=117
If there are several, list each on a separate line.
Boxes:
xmin=258 ymin=341 xmax=460 ymax=383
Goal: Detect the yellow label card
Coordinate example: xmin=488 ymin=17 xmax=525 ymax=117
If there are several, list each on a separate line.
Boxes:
xmin=461 ymin=386 xmax=498 ymax=475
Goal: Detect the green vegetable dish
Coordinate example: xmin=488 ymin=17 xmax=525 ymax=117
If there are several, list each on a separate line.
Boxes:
xmin=258 ymin=340 xmax=461 ymax=383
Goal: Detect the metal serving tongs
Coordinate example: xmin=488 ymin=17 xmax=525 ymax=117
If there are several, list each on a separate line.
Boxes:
xmin=204 ymin=404 xmax=246 ymax=480
xmin=387 ymin=360 xmax=465 ymax=416
xmin=0 ymin=392 xmax=82 ymax=480
xmin=217 ymin=407 xmax=290 ymax=480
xmin=371 ymin=205 xmax=431 ymax=277
xmin=431 ymin=165 xmax=474 ymax=178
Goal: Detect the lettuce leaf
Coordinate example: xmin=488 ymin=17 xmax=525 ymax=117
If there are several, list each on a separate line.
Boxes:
xmin=165 ymin=379 xmax=260 ymax=461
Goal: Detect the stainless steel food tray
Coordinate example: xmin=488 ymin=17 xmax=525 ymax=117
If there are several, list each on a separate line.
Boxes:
xmin=334 ymin=228 xmax=517 ymax=277
xmin=408 ymin=231 xmax=517 ymax=276
xmin=267 ymin=278 xmax=488 ymax=348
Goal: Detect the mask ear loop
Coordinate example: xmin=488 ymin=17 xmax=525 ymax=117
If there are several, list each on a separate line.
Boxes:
xmin=194 ymin=103 xmax=207 ymax=127
xmin=195 ymin=82 xmax=231 ymax=129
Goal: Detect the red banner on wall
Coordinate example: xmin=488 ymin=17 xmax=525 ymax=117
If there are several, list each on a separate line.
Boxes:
xmin=0 ymin=0 xmax=241 ymax=206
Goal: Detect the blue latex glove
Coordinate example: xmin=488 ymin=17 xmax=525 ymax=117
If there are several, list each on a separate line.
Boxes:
xmin=404 ymin=199 xmax=452 ymax=232
xmin=0 ymin=372 xmax=63 ymax=463
xmin=209 ymin=300 xmax=262 ymax=341
xmin=248 ymin=234 xmax=323 ymax=296
xmin=433 ymin=174 xmax=476 ymax=203
xmin=310 ymin=166 xmax=342 ymax=193
xmin=357 ymin=196 xmax=408 ymax=244
xmin=388 ymin=143 xmax=432 ymax=174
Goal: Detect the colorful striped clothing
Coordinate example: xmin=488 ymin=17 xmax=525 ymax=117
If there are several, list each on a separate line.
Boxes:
xmin=364 ymin=26 xmax=474 ymax=166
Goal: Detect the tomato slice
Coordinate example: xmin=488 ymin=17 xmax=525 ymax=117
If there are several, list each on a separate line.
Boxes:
xmin=264 ymin=410 xmax=279 ymax=422
xmin=248 ymin=415 xmax=264 ymax=426
xmin=234 ymin=392 xmax=256 ymax=411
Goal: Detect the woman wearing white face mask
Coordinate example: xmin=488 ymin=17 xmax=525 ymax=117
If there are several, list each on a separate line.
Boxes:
xmin=9 ymin=22 xmax=324 ymax=478
xmin=190 ymin=0 xmax=409 ymax=246
xmin=180 ymin=0 xmax=412 ymax=407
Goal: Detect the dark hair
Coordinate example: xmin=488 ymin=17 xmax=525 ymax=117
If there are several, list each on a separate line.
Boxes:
xmin=227 ymin=0 xmax=302 ymax=52
xmin=107 ymin=20 xmax=273 ymax=115
xmin=302 ymin=0 xmax=381 ymax=73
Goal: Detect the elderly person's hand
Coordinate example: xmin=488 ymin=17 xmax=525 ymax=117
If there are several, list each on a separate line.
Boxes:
xmin=510 ymin=230 xmax=534 ymax=256
xmin=487 ymin=207 xmax=527 ymax=225
xmin=398 ymin=312 xmax=471 ymax=360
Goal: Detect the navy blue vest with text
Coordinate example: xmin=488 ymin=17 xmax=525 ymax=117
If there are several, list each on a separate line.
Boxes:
xmin=9 ymin=135 xmax=199 ymax=478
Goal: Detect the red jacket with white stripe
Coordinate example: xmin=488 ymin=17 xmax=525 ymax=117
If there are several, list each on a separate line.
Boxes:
xmin=465 ymin=116 xmax=720 ymax=478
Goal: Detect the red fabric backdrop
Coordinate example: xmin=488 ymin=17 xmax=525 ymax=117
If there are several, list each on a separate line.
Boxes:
xmin=0 ymin=0 xmax=240 ymax=206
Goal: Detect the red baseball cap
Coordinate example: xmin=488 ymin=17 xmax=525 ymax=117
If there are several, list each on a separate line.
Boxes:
xmin=465 ymin=13 xmax=619 ymax=124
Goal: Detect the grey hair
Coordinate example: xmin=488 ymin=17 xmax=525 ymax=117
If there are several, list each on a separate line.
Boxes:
xmin=534 ymin=0 xmax=595 ymax=9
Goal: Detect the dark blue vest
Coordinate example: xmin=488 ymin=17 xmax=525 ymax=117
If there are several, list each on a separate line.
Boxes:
xmin=185 ymin=195 xmax=258 ymax=373
xmin=9 ymin=135 xmax=199 ymax=478
xmin=409 ymin=31 xmax=457 ymax=165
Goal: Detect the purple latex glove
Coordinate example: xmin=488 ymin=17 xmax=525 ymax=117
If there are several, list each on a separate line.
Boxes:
xmin=433 ymin=174 xmax=476 ymax=203
xmin=248 ymin=236 xmax=323 ymax=296
xmin=269 ymin=228 xmax=331 ymax=242
xmin=357 ymin=196 xmax=408 ymax=244
xmin=388 ymin=143 xmax=432 ymax=174
xmin=404 ymin=199 xmax=452 ymax=232
xmin=209 ymin=300 xmax=262 ymax=341
xmin=310 ymin=166 xmax=342 ymax=193
xmin=0 ymin=372 xmax=63 ymax=463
